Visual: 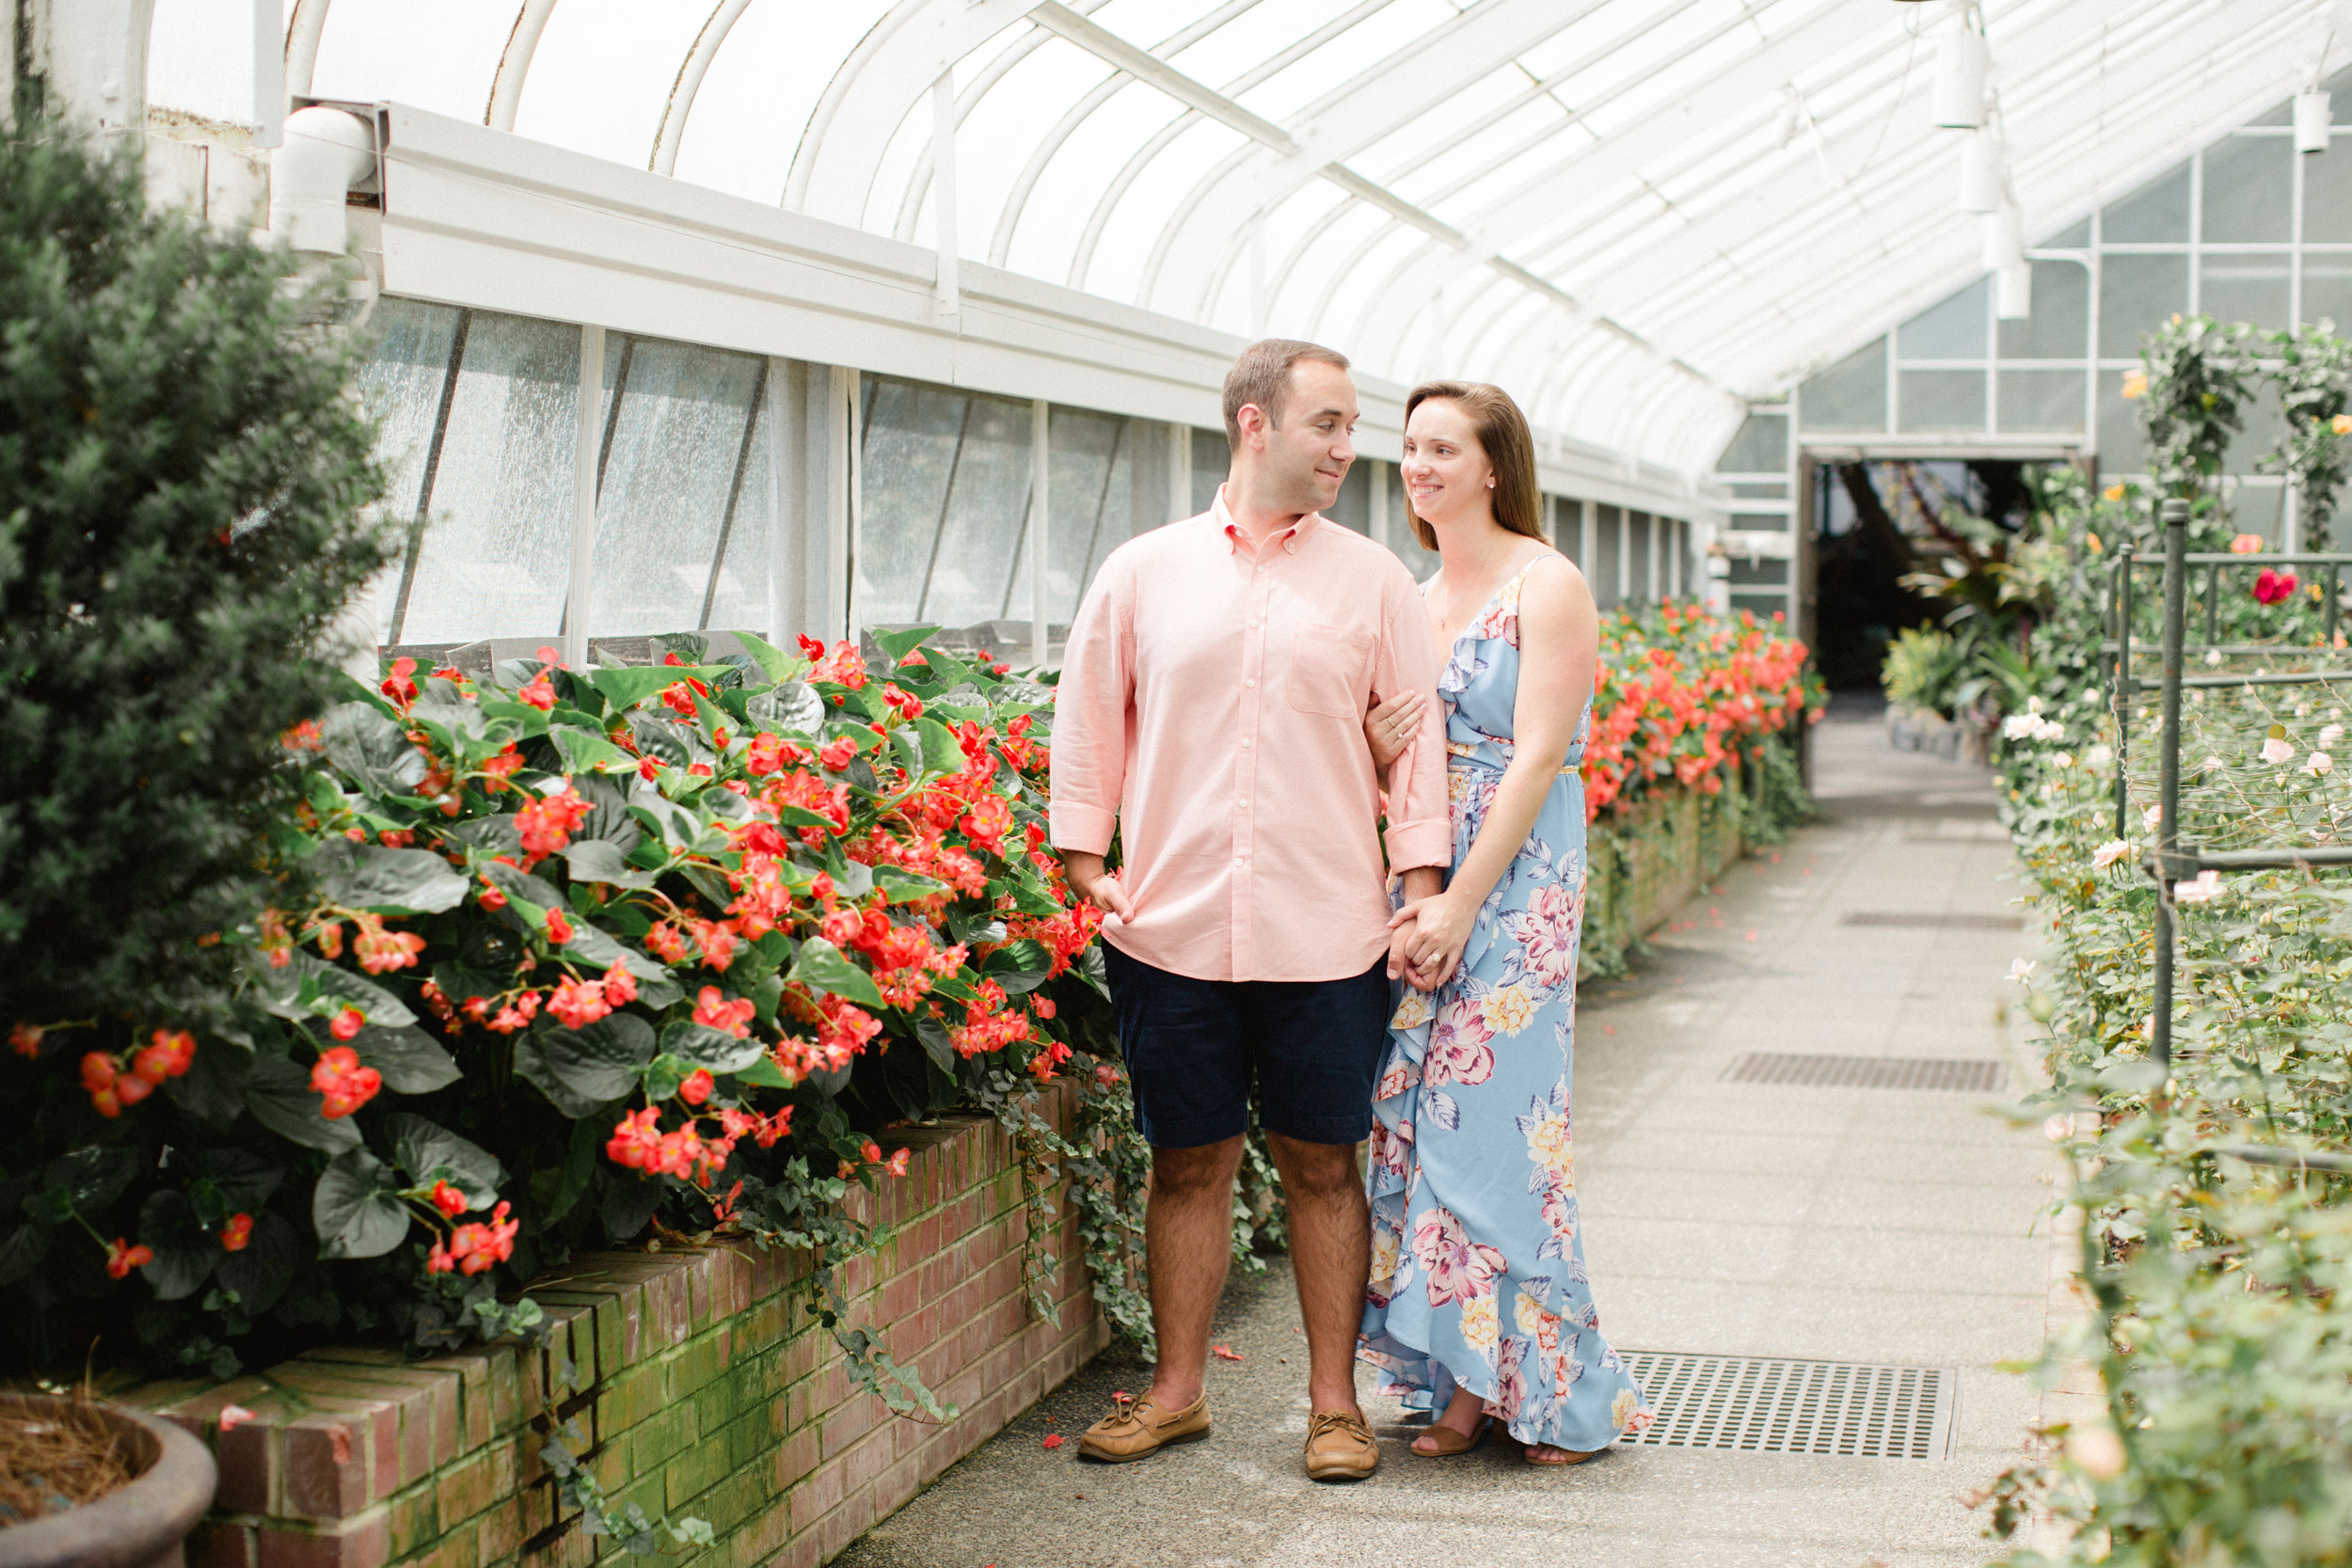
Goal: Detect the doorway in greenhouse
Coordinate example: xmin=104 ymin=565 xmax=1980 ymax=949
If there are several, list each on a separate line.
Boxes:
xmin=1806 ymin=459 xmax=2047 ymax=703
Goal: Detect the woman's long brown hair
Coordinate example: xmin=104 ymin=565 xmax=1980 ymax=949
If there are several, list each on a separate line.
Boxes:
xmin=1402 ymin=380 xmax=1545 ymax=551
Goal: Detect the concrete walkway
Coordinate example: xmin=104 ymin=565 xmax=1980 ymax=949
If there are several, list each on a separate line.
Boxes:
xmin=838 ymin=703 xmax=2057 ymax=1568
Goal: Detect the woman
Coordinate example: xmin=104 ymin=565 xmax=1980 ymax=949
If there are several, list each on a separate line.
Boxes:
xmin=1357 ymin=381 xmax=1649 ymax=1465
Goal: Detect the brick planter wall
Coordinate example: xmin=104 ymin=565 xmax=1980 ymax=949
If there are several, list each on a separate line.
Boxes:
xmin=1583 ymin=768 xmax=1753 ymax=972
xmin=122 ymin=1103 xmax=1107 ymax=1568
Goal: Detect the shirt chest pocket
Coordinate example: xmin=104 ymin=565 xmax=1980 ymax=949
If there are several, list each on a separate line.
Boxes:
xmin=1286 ymin=621 xmax=1372 ymax=720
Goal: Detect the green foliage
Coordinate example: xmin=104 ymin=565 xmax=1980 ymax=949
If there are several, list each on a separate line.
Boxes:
xmin=1979 ymin=472 xmax=2352 ymax=1563
xmin=2131 ymin=314 xmax=2260 ymax=504
xmin=2260 ymin=320 xmax=2352 ymax=549
xmin=1882 ymin=625 xmax=1977 ymax=716
xmin=0 ymin=119 xmax=392 ymax=1044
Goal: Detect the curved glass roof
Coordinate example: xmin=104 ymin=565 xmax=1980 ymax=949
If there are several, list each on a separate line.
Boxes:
xmin=162 ymin=0 xmax=2352 ymax=474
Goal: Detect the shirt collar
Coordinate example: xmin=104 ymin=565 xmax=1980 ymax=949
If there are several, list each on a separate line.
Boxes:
xmin=1214 ymin=483 xmax=1325 ymax=555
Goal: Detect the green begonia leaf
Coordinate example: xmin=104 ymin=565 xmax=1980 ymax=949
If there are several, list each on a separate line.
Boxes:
xmin=353 ymin=1024 xmax=462 ymax=1093
xmin=320 ymin=702 xmax=428 ymax=798
xmin=515 ymin=1014 xmax=656 ymax=1117
xmin=244 ymin=1056 xmax=363 ymax=1152
xmin=787 ymin=936 xmax=886 ymax=1009
xmin=313 ymin=841 xmax=469 ymax=914
xmin=386 ymin=1113 xmax=505 ymax=1209
xmin=563 ymin=839 xmax=658 ymax=890
xmin=312 ymin=1149 xmax=413 ymax=1259
xmin=660 ymin=1022 xmax=767 ymax=1075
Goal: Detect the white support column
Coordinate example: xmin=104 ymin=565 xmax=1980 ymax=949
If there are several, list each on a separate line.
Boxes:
xmin=764 ymin=356 xmax=799 ymax=647
xmin=1646 ymin=516 xmax=1660 ymax=602
xmin=1170 ymin=423 xmax=1192 ymax=523
xmin=827 ymin=365 xmax=856 ymax=645
xmin=1616 ymin=509 xmax=1631 ymax=605
xmin=1031 ymin=398 xmax=1051 ymax=666
xmin=930 ymin=72 xmax=960 ymax=327
xmin=563 ymin=324 xmax=605 ymax=670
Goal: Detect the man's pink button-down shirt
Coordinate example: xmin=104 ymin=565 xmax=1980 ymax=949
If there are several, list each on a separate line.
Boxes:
xmin=1049 ymin=487 xmax=1450 ymax=983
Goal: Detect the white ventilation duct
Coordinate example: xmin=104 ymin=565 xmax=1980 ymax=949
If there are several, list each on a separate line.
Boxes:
xmin=2296 ymin=89 xmax=2333 ymax=155
xmin=1933 ymin=29 xmax=1990 ymax=130
xmin=268 ymin=106 xmax=375 ymax=255
xmin=1995 ymin=264 xmax=2032 ymax=322
xmin=1958 ymin=132 xmax=2002 ymax=214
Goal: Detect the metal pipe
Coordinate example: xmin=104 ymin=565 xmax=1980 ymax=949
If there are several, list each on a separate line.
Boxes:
xmin=2153 ymin=497 xmax=2190 ymax=1077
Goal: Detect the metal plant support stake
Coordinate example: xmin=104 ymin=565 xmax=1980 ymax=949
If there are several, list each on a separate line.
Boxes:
xmin=2105 ymin=500 xmax=2352 ymax=1140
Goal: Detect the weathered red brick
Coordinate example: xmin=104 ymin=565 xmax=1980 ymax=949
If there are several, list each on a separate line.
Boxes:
xmin=255 ymin=1508 xmax=389 ymax=1568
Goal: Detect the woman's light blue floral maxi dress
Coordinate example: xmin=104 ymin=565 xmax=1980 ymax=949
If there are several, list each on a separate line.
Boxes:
xmin=1358 ymin=561 xmax=1651 ymax=1453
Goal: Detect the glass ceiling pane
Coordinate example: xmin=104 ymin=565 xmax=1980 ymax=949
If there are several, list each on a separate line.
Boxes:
xmin=511 ymin=0 xmax=711 ymax=173
xmin=673 ymin=0 xmax=897 ymax=205
xmin=307 ymin=0 xmax=515 ymax=124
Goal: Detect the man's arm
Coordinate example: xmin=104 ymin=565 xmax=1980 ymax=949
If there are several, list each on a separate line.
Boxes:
xmin=1374 ymin=571 xmax=1450 ymax=879
xmin=1049 ymin=557 xmax=1135 ymax=920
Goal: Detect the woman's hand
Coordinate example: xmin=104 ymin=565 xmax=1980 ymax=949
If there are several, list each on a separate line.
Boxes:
xmin=1390 ymin=892 xmax=1473 ymax=990
xmin=1362 ymin=689 xmax=1427 ymax=777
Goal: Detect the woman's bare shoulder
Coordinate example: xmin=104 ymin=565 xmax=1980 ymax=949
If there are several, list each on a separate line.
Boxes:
xmin=1518 ymin=549 xmax=1595 ymax=619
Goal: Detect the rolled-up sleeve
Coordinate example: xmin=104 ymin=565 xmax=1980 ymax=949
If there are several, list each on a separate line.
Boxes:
xmin=1375 ymin=571 xmax=1450 ymax=873
xmin=1048 ymin=557 xmax=1132 ymax=856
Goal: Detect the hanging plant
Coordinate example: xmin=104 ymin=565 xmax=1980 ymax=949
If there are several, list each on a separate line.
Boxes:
xmin=2125 ymin=313 xmax=2258 ymax=520
xmin=2260 ymin=320 xmax=2352 ymax=549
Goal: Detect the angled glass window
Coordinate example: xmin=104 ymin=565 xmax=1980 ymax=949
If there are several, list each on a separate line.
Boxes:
xmin=1899 ymin=371 xmax=1986 ymax=433
xmin=1799 ymin=338 xmax=1886 ymax=434
xmin=394 ymin=312 xmax=581 ymax=646
xmin=1996 ymin=370 xmax=2087 ymax=434
xmin=1716 ymin=411 xmax=1788 ymax=474
xmin=2201 ymin=135 xmax=2292 ymax=244
xmin=587 ymin=336 xmax=766 ymax=638
xmin=1898 ymin=278 xmax=1989 ymax=362
xmin=2101 ymin=163 xmax=2192 ymax=245
xmin=1995 ymin=261 xmax=2090 ymax=359
xmin=2199 ymin=255 xmax=2290 ymax=332
xmin=2099 ymin=256 xmax=2189 ymax=358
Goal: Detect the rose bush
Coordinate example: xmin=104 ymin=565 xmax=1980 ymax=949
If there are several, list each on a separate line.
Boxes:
xmin=3 ymin=626 xmax=1112 ymax=1403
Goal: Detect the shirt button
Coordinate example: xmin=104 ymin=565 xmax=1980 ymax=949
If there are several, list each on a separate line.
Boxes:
xmin=1249 ymin=620 xmax=1261 ymax=629
xmin=1244 ymin=678 xmax=1256 ymax=689
xmin=1241 ymin=737 xmax=1252 ymax=748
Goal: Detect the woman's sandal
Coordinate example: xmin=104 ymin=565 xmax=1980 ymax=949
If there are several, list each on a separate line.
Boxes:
xmin=1409 ymin=1416 xmax=1489 ymax=1457
xmin=1521 ymin=1441 xmax=1600 ymax=1466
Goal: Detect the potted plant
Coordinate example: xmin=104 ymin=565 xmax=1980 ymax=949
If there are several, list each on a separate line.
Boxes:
xmin=0 ymin=1394 xmax=215 ymax=1568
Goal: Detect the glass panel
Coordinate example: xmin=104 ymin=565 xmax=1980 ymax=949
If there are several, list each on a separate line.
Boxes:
xmin=1552 ymin=498 xmax=1579 ymax=563
xmin=1996 ymin=369 xmax=2088 ymax=433
xmin=2224 ymin=396 xmax=2288 ymax=477
xmin=1728 ymin=482 xmax=1788 ymax=499
xmin=1629 ymin=512 xmax=1652 ymax=601
xmin=2303 ymin=140 xmax=2352 ymax=243
xmin=399 ymin=313 xmax=581 ymax=645
xmin=1328 ymin=459 xmax=1370 ymax=533
xmin=925 ymin=393 xmax=1035 ymax=632
xmin=1716 ymin=411 xmax=1788 ymax=473
xmin=1997 ymin=260 xmax=2090 ymax=358
xmin=2200 ymin=255 xmax=2291 ymax=331
xmin=1728 ymin=560 xmax=1788 ymax=587
xmin=1898 ymin=277 xmax=1989 ymax=361
xmin=588 ymin=337 xmax=763 ymax=638
xmin=1730 ymin=513 xmax=1790 ymax=531
xmin=1191 ymin=429 xmax=1226 ymax=515
xmin=2097 ymin=370 xmax=2149 ymax=477
xmin=352 ymin=298 xmax=463 ymax=521
xmin=2201 ymin=136 xmax=2293 ymax=242
xmin=702 ymin=395 xmax=774 ymax=638
xmin=2101 ymin=162 xmax=2191 ymax=244
xmin=1899 ymin=370 xmax=1985 ymax=432
xmin=2042 ymin=216 xmax=2092 ymax=248
xmin=1593 ymin=503 xmax=1621 ymax=610
xmin=858 ymin=377 xmax=967 ymax=627
xmin=1042 ymin=405 xmax=1129 ymax=625
xmin=2099 ymin=254 xmax=2190 ymax=357
xmin=1797 ymin=337 xmax=1886 ymax=433
xmin=2302 ymin=255 xmax=2352 ymax=328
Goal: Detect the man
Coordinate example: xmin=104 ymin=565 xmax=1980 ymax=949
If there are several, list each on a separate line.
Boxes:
xmin=1051 ymin=340 xmax=1449 ymax=1482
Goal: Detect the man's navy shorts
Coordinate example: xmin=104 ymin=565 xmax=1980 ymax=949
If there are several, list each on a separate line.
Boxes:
xmin=1101 ymin=943 xmax=1392 ymax=1150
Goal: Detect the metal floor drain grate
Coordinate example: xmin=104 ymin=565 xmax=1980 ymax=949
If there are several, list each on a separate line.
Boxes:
xmin=1723 ymin=1053 xmax=2008 ymax=1092
xmin=1835 ymin=907 xmax=2023 ymax=930
xmin=1616 ymin=1352 xmax=1956 ymax=1459
xmin=1838 ymin=911 xmax=2021 ymax=931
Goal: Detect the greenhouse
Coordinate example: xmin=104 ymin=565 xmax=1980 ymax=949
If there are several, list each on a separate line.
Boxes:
xmin=8 ymin=0 xmax=2352 ymax=1564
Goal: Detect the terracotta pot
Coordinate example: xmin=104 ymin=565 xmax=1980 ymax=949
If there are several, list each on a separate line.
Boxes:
xmin=0 ymin=1396 xmax=216 ymax=1568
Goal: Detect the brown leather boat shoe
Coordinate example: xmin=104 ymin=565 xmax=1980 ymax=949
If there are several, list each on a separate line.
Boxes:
xmin=1303 ymin=1409 xmax=1379 ymax=1481
xmin=1076 ymin=1390 xmax=1210 ymax=1463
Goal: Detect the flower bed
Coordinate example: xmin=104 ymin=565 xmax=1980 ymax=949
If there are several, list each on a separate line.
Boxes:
xmin=1970 ymin=478 xmax=2352 ymax=1563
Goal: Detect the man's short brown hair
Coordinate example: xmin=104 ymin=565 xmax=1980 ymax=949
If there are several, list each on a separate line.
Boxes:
xmin=1222 ymin=339 xmax=1351 ymax=449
